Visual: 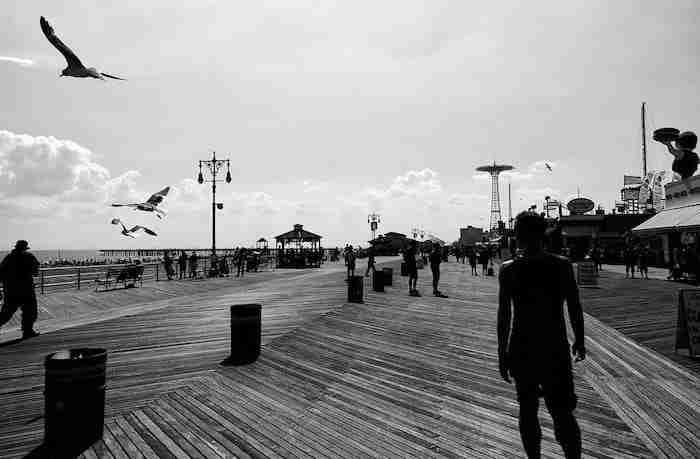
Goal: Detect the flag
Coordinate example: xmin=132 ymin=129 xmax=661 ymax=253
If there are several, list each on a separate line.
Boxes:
xmin=624 ymin=175 xmax=642 ymax=186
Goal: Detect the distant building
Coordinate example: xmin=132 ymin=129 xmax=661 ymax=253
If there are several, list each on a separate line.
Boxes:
xmin=369 ymin=232 xmax=410 ymax=256
xmin=459 ymin=226 xmax=485 ymax=246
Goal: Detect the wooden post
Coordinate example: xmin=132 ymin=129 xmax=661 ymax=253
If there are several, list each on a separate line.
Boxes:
xmin=41 ymin=270 xmax=45 ymax=295
xmin=77 ymin=268 xmax=81 ymax=290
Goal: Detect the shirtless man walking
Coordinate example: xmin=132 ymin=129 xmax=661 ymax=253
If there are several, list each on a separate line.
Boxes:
xmin=498 ymin=211 xmax=586 ymax=458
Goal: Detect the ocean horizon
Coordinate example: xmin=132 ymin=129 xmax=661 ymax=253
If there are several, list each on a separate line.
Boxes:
xmin=0 ymin=249 xmax=105 ymax=263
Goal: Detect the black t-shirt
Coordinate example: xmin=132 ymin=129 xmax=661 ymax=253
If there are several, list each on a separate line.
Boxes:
xmin=672 ymin=150 xmax=699 ymax=180
xmin=429 ymin=251 xmax=441 ymax=268
xmin=499 ymin=253 xmax=577 ymax=372
xmin=404 ymin=247 xmax=417 ymax=268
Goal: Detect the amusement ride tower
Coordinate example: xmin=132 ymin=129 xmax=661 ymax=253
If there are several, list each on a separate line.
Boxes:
xmin=475 ymin=162 xmax=514 ymax=231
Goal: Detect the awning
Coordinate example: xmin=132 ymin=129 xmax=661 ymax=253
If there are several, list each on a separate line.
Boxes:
xmin=632 ymin=204 xmax=700 ymax=235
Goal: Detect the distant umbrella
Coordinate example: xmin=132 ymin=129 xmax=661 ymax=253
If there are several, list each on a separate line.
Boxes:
xmin=111 ymin=186 xmax=169 ymax=219
xmin=40 ymin=16 xmax=126 ymax=80
xmin=111 ymin=218 xmax=157 ymax=238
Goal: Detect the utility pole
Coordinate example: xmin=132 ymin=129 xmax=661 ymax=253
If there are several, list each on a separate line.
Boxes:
xmin=197 ymin=151 xmax=231 ymax=256
xmin=642 ymin=102 xmax=647 ymax=178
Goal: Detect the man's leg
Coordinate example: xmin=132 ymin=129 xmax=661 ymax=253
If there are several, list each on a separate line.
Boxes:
xmin=21 ymin=295 xmax=39 ymax=335
xmin=544 ymin=377 xmax=581 ymax=459
xmin=514 ymin=379 xmax=542 ymax=458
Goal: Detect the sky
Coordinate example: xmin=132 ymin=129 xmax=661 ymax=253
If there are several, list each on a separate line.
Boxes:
xmin=1 ymin=0 xmax=699 ymax=250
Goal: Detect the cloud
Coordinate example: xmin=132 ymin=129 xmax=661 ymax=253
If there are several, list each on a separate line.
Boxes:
xmin=302 ymin=179 xmax=329 ymax=193
xmin=0 ymin=56 xmax=34 ymax=67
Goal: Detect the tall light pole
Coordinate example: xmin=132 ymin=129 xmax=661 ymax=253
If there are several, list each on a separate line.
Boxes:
xmin=197 ymin=151 xmax=231 ymax=256
xmin=368 ymin=213 xmax=380 ymax=241
xmin=545 ymin=195 xmax=551 ymax=218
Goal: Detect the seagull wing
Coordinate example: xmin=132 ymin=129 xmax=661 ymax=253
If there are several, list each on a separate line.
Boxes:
xmin=40 ymin=16 xmax=84 ymax=69
xmin=130 ymin=226 xmax=158 ymax=236
xmin=545 ymin=163 xmax=552 ymax=171
xmin=100 ymin=72 xmax=126 ymax=80
xmin=110 ymin=218 xmax=121 ymax=225
xmin=146 ymin=187 xmax=170 ymax=206
xmin=111 ymin=203 xmax=138 ymax=207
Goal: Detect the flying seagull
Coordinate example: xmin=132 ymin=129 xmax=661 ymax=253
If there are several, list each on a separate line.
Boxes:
xmin=545 ymin=162 xmax=553 ymax=172
xmin=111 ymin=187 xmax=170 ymax=219
xmin=111 ymin=218 xmax=157 ymax=238
xmin=40 ymin=16 xmax=125 ymax=80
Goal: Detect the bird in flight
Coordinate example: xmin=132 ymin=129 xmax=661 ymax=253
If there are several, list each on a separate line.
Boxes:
xmin=111 ymin=187 xmax=170 ymax=219
xmin=40 ymin=16 xmax=125 ymax=80
xmin=545 ymin=162 xmax=553 ymax=172
xmin=111 ymin=218 xmax=157 ymax=238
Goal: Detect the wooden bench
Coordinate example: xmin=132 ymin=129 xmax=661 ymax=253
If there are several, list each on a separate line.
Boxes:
xmin=95 ymin=265 xmax=144 ymax=291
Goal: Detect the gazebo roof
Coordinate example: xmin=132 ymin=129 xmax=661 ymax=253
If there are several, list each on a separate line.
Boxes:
xmin=275 ymin=224 xmax=322 ymax=242
xmin=257 ymin=237 xmax=267 ymax=243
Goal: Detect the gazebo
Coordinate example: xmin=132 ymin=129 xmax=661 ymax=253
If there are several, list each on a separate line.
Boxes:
xmin=256 ymin=238 xmax=269 ymax=251
xmin=275 ymin=224 xmax=323 ymax=268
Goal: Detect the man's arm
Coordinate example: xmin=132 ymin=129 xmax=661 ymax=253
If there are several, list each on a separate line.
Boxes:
xmin=497 ymin=268 xmax=512 ymax=383
xmin=664 ymin=141 xmax=685 ymax=160
xmin=565 ymin=263 xmax=586 ymax=361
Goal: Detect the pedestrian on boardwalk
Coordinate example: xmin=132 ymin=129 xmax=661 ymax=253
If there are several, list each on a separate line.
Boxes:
xmin=638 ymin=245 xmax=649 ymax=280
xmin=430 ymin=243 xmax=447 ymax=297
xmin=623 ymin=246 xmax=636 ymax=278
xmin=468 ymin=247 xmax=478 ymax=276
xmin=236 ymin=249 xmax=246 ymax=277
xmin=0 ymin=240 xmax=41 ymax=339
xmin=178 ymin=251 xmax=187 ymax=279
xmin=479 ymin=246 xmax=490 ymax=276
xmin=346 ymin=246 xmax=356 ymax=279
xmin=405 ymin=240 xmax=420 ymax=296
xmin=365 ymin=247 xmax=375 ymax=277
xmin=498 ymin=211 xmax=586 ymax=459
xmin=163 ymin=251 xmax=174 ymax=280
xmin=189 ymin=252 xmax=198 ymax=278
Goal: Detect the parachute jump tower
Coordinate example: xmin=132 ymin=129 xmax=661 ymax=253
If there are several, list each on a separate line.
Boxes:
xmin=475 ymin=162 xmax=514 ymax=231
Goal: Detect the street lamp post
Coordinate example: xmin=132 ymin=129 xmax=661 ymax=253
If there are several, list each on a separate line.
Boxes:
xmin=368 ymin=213 xmax=380 ymax=241
xmin=197 ymin=151 xmax=231 ymax=256
xmin=545 ymin=196 xmax=551 ymax=218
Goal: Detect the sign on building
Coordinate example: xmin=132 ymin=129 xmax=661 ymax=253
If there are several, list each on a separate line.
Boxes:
xmin=566 ymin=198 xmax=595 ymax=215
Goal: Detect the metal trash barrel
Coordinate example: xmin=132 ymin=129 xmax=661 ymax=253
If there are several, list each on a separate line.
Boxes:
xmin=577 ymin=261 xmax=598 ymax=287
xmin=383 ymin=267 xmax=393 ymax=286
xmin=401 ymin=262 xmax=408 ymax=276
xmin=373 ymin=268 xmax=385 ymax=292
xmin=223 ymin=304 xmax=261 ymax=365
xmin=45 ymin=348 xmax=107 ymax=457
xmin=348 ymin=275 xmax=364 ymax=303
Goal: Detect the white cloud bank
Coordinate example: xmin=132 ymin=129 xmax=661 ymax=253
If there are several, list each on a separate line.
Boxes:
xmin=0 ymin=56 xmax=34 ymax=67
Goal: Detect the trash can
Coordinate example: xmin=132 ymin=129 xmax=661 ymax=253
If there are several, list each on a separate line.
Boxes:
xmin=383 ymin=267 xmax=393 ymax=286
xmin=348 ymin=275 xmax=363 ymax=303
xmin=373 ymin=268 xmax=385 ymax=292
xmin=401 ymin=262 xmax=408 ymax=276
xmin=223 ymin=304 xmax=261 ymax=365
xmin=44 ymin=348 xmax=107 ymax=457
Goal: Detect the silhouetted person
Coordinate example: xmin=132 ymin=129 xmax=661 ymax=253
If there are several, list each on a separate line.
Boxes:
xmin=163 ymin=251 xmax=174 ymax=280
xmin=405 ymin=240 xmax=419 ymax=296
xmin=365 ymin=248 xmax=375 ymax=277
xmin=498 ymin=212 xmax=585 ymax=459
xmin=236 ymin=249 xmax=246 ymax=277
xmin=346 ymin=246 xmax=356 ymax=279
xmin=0 ymin=240 xmax=41 ymax=339
xmin=189 ymin=252 xmax=198 ymax=278
xmin=479 ymin=247 xmax=490 ymax=275
xmin=468 ymin=248 xmax=478 ymax=276
xmin=663 ymin=131 xmax=698 ymax=180
xmin=178 ymin=251 xmax=187 ymax=279
xmin=429 ymin=243 xmax=446 ymax=297
xmin=624 ymin=246 xmax=636 ymax=279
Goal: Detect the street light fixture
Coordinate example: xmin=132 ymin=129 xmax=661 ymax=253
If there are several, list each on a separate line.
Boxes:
xmin=197 ymin=151 xmax=231 ymax=256
xmin=368 ymin=213 xmax=380 ymax=240
xmin=545 ymin=196 xmax=551 ymax=218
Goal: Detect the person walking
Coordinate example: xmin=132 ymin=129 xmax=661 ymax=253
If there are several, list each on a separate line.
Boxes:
xmin=430 ymin=243 xmax=447 ymax=297
xmin=346 ymin=246 xmax=356 ymax=279
xmin=405 ymin=240 xmax=420 ymax=296
xmin=479 ymin=246 xmax=490 ymax=276
xmin=178 ymin=251 xmax=187 ymax=279
xmin=0 ymin=240 xmax=41 ymax=339
xmin=638 ymin=245 xmax=649 ymax=280
xmin=189 ymin=252 xmax=198 ymax=279
xmin=365 ymin=247 xmax=376 ymax=277
xmin=163 ymin=251 xmax=174 ymax=280
xmin=498 ymin=212 xmax=586 ymax=459
xmin=468 ymin=247 xmax=478 ymax=276
xmin=624 ymin=246 xmax=636 ymax=279
xmin=236 ymin=249 xmax=246 ymax=277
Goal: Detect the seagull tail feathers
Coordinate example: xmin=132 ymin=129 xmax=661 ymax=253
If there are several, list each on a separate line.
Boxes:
xmin=100 ymin=72 xmax=126 ymax=80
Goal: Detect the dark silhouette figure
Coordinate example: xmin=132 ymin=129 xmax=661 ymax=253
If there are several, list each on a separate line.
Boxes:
xmin=468 ymin=248 xmax=478 ymax=276
xmin=236 ymin=249 xmax=246 ymax=277
xmin=498 ymin=212 xmax=586 ymax=459
xmin=479 ymin=247 xmax=490 ymax=275
xmin=346 ymin=246 xmax=356 ymax=279
xmin=365 ymin=248 xmax=375 ymax=277
xmin=0 ymin=240 xmax=40 ymax=339
xmin=404 ymin=240 xmax=419 ymax=296
xmin=178 ymin=251 xmax=187 ymax=279
xmin=429 ymin=243 xmax=446 ymax=297
xmin=163 ymin=251 xmax=174 ymax=280
xmin=189 ymin=252 xmax=198 ymax=278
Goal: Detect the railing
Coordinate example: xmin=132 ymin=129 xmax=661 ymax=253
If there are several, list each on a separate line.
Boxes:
xmin=0 ymin=254 xmax=279 ymax=295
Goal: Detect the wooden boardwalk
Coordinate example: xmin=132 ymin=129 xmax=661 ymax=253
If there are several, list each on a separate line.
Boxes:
xmin=0 ymin=259 xmax=698 ymax=458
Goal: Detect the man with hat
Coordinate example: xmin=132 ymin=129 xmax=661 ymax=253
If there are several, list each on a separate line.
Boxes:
xmin=0 ymin=240 xmax=41 ymax=339
xmin=662 ymin=131 xmax=699 ymax=180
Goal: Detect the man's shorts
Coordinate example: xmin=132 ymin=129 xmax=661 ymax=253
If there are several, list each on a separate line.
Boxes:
xmin=407 ymin=265 xmax=418 ymax=277
xmin=513 ymin=365 xmax=577 ymax=412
